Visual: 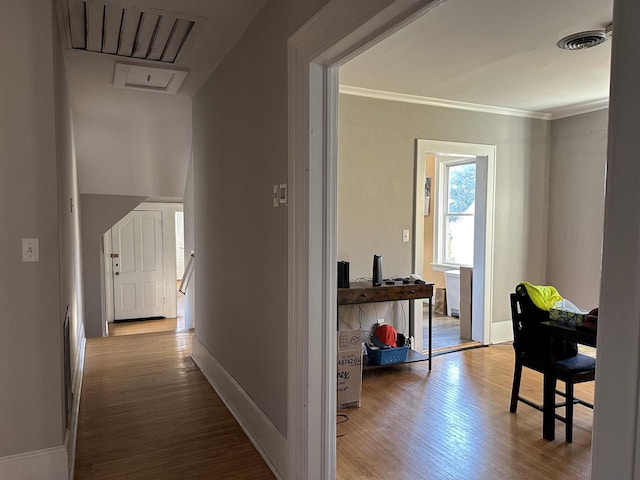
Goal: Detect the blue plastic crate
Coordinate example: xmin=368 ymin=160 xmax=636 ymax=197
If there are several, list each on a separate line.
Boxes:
xmin=365 ymin=343 xmax=409 ymax=365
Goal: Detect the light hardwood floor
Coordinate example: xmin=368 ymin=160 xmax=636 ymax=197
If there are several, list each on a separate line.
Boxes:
xmin=108 ymin=317 xmax=183 ymax=336
xmin=74 ymin=329 xmax=275 ymax=479
xmin=76 ymin=325 xmax=593 ymax=479
xmin=337 ymin=343 xmax=594 ymax=479
xmin=428 ymin=312 xmax=479 ymax=352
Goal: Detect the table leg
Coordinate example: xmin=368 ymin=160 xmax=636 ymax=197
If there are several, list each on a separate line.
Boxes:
xmin=409 ymin=298 xmax=414 ymax=342
xmin=428 ymin=296 xmax=432 ymax=371
xmin=543 ymin=367 xmax=556 ymax=440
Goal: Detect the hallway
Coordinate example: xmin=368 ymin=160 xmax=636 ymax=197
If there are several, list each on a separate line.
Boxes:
xmin=74 ymin=329 xmax=275 ymax=479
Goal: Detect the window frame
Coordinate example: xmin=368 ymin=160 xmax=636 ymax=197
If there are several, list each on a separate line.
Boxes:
xmin=433 ymin=155 xmax=477 ymax=270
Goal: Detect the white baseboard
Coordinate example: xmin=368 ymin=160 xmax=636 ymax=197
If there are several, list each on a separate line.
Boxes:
xmin=491 ymin=320 xmax=513 ymax=344
xmin=65 ymin=328 xmax=86 ymax=479
xmin=191 ymin=335 xmax=287 ymax=480
xmin=0 ymin=446 xmax=68 ymax=480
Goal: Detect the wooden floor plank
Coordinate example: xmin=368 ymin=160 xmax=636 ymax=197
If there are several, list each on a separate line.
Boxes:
xmin=337 ymin=344 xmax=594 ymax=479
xmin=74 ymin=329 xmax=275 ymax=479
xmin=76 ymin=322 xmax=593 ymax=479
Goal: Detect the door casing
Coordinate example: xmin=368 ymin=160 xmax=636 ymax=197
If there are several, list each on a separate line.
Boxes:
xmin=102 ymin=202 xmax=183 ymax=333
xmin=413 ymin=139 xmax=496 ymax=346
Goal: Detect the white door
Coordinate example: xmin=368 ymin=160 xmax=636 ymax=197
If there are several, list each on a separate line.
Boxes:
xmin=111 ymin=210 xmax=165 ymax=320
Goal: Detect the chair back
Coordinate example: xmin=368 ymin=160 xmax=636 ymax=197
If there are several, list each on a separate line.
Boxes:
xmin=510 ymin=284 xmax=577 ymax=362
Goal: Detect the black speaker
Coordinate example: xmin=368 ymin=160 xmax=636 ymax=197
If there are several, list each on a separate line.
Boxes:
xmin=372 ymin=254 xmax=382 ymax=286
xmin=338 ymin=261 xmax=350 ymax=288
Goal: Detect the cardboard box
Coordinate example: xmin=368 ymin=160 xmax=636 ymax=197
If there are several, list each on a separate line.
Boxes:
xmin=337 ymin=330 xmax=362 ymax=409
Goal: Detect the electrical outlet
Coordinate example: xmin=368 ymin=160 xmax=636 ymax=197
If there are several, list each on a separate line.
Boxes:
xmin=377 ymin=319 xmax=384 ymax=324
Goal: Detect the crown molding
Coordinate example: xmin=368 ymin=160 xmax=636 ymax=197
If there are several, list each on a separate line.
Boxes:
xmin=549 ymin=98 xmax=609 ymax=120
xmin=339 ymin=85 xmax=610 ymax=120
xmin=339 ymin=84 xmax=553 ymax=120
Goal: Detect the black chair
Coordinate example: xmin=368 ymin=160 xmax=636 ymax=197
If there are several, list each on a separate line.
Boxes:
xmin=510 ymin=283 xmax=595 ymax=442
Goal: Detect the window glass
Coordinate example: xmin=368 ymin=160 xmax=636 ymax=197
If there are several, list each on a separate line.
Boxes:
xmin=447 ymin=163 xmax=476 ymax=214
xmin=445 ymin=215 xmax=474 ymax=265
xmin=441 ymin=161 xmax=476 ymax=266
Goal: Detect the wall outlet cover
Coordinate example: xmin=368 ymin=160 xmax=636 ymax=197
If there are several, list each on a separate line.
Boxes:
xmin=22 ymin=238 xmax=39 ymax=262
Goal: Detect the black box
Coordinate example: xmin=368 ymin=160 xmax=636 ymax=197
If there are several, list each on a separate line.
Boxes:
xmin=338 ymin=261 xmax=350 ymax=288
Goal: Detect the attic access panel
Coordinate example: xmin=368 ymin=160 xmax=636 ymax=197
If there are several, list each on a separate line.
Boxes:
xmin=60 ymin=0 xmax=204 ymax=64
xmin=113 ymin=62 xmax=188 ymax=94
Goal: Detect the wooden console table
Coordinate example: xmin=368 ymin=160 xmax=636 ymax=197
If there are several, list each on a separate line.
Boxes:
xmin=337 ymin=281 xmax=434 ymax=370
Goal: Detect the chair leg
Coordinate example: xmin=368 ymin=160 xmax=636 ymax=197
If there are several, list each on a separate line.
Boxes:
xmin=510 ymin=361 xmax=523 ymax=412
xmin=565 ymin=381 xmax=574 ymax=442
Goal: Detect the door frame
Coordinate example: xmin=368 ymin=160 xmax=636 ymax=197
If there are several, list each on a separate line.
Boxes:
xmin=289 ymin=0 xmax=637 ymax=478
xmin=413 ymin=139 xmax=496 ymax=345
xmin=102 ymin=202 xmax=183 ymax=330
xmin=287 ymin=1 xmax=438 ymax=477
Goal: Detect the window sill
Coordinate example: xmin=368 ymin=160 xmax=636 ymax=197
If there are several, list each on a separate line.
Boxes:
xmin=430 ymin=263 xmax=471 ymax=272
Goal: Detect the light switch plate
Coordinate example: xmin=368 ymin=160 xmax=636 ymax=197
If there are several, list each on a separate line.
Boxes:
xmin=402 ymin=229 xmax=410 ymax=243
xmin=272 ymin=185 xmax=279 ymax=207
xmin=22 ymin=238 xmax=39 ymax=262
xmin=279 ymin=183 xmax=288 ymax=205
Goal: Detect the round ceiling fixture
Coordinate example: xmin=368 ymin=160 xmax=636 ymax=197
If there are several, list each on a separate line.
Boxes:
xmin=557 ymin=25 xmax=612 ymax=50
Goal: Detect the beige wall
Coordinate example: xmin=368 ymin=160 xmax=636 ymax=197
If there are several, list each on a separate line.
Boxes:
xmin=80 ymin=194 xmax=146 ymax=338
xmin=338 ymin=93 xmax=550 ymax=325
xmin=546 ymin=109 xmax=608 ymax=309
xmin=191 ymin=0 xmax=330 ymax=436
xmin=0 ymin=0 xmax=64 ymax=457
xmin=422 ymin=153 xmax=445 ymax=288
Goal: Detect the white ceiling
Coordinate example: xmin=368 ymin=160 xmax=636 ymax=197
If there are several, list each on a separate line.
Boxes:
xmin=60 ymin=0 xmax=267 ymax=197
xmin=62 ymin=0 xmax=613 ymax=198
xmin=340 ymin=0 xmax=613 ymax=117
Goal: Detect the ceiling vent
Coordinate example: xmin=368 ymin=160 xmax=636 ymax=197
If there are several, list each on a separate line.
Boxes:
xmin=60 ymin=0 xmax=204 ymax=63
xmin=557 ymin=24 xmax=613 ymax=50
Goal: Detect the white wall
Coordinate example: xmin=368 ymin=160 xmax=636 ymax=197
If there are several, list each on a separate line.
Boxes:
xmin=52 ymin=1 xmax=85 ymax=474
xmin=546 ymin=110 xmax=608 ymax=309
xmin=55 ymin=48 xmax=84 ymax=406
xmin=64 ymin=50 xmax=193 ymax=197
xmin=191 ymin=0 xmax=330 ymax=442
xmin=0 ymin=0 xmax=64 ymax=463
xmin=183 ymin=156 xmax=196 ymax=330
xmin=80 ymin=194 xmax=146 ymax=338
xmin=338 ymin=93 xmax=550 ymax=325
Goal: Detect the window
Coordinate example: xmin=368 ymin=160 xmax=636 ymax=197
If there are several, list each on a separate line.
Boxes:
xmin=436 ymin=158 xmax=476 ymax=267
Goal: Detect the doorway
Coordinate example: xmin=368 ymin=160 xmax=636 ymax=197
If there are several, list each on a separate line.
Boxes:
xmin=103 ymin=202 xmax=184 ymax=336
xmin=291 ymin=0 xmax=622 ymax=477
xmin=413 ymin=139 xmax=496 ymax=349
